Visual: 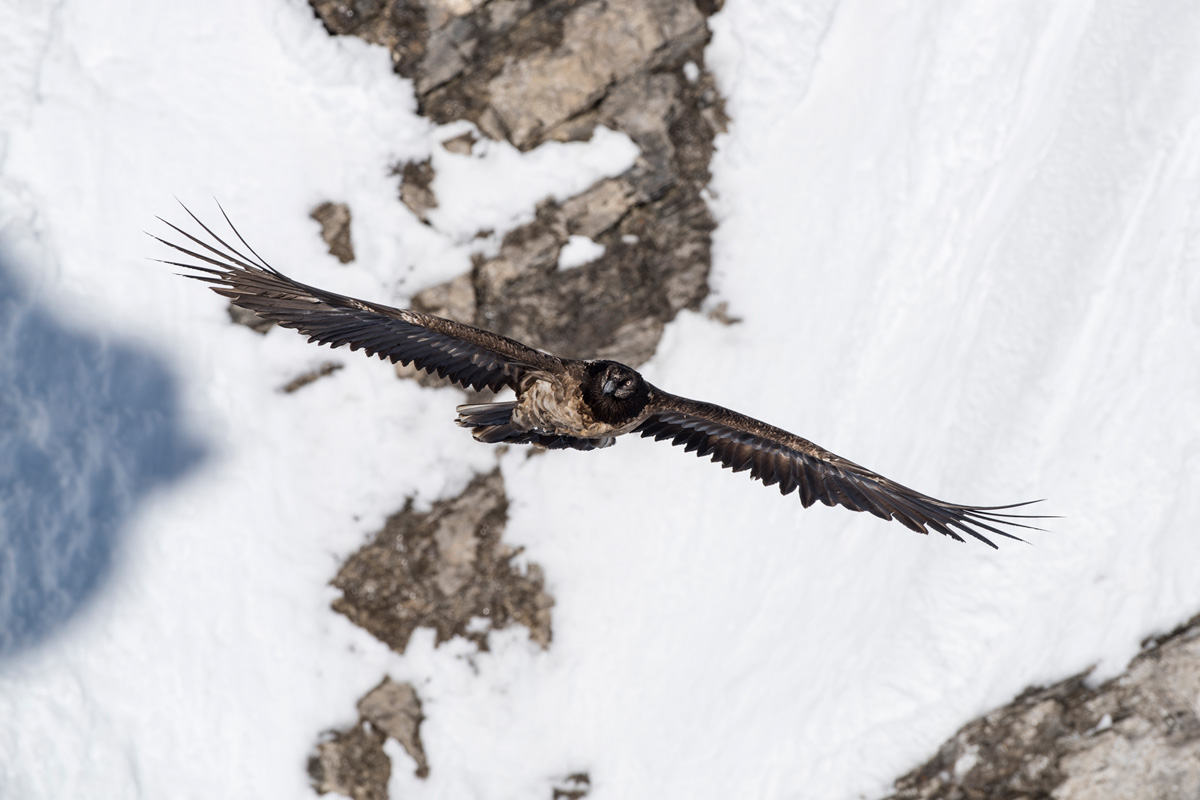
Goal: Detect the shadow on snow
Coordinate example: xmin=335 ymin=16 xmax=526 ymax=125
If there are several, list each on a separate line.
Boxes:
xmin=0 ymin=254 xmax=205 ymax=658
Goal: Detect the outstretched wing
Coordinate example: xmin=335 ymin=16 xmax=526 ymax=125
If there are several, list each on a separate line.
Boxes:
xmin=152 ymin=203 xmax=563 ymax=393
xmin=635 ymin=391 xmax=1044 ymax=547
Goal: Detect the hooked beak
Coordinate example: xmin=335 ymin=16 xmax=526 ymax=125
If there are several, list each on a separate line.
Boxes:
xmin=602 ymin=377 xmax=618 ymax=396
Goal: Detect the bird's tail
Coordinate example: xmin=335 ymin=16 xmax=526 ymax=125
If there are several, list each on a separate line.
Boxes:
xmin=455 ymin=402 xmax=614 ymax=451
xmin=455 ymin=402 xmax=522 ymax=443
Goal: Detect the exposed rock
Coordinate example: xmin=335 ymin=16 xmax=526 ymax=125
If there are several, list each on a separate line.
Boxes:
xmin=310 ymin=0 xmax=727 ymax=369
xmin=480 ymin=0 xmax=708 ymax=148
xmin=331 ymin=469 xmax=553 ymax=652
xmin=309 ymin=0 xmax=429 ymax=77
xmin=227 ymin=302 xmax=275 ymax=334
xmin=395 ymin=159 xmax=437 ymax=223
xmin=282 ymin=361 xmax=345 ymax=393
xmin=357 ymin=677 xmax=430 ymax=779
xmin=705 ymin=301 xmax=742 ymax=326
xmin=552 ymin=772 xmax=591 ymax=799
xmin=884 ymin=611 xmax=1200 ymax=800
xmin=311 ymin=201 xmax=356 ymax=263
xmin=440 ymin=129 xmax=477 ymax=154
xmin=308 ymin=677 xmax=428 ymax=800
xmin=309 ymin=722 xmax=390 ymax=800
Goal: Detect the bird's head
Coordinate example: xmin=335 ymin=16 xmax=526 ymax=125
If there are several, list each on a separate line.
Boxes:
xmin=600 ymin=363 xmax=640 ymax=399
xmin=583 ymin=360 xmax=650 ymax=424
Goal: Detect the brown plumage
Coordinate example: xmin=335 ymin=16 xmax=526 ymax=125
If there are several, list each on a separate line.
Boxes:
xmin=154 ymin=203 xmax=1045 ymax=548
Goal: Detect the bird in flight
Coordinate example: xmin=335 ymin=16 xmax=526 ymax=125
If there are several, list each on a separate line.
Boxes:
xmin=154 ymin=203 xmax=1043 ymax=548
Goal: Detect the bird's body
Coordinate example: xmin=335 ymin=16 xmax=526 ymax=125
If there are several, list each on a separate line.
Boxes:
xmin=155 ymin=204 xmax=1044 ymax=548
xmin=456 ymin=363 xmax=632 ymax=450
xmin=513 ymin=366 xmax=613 ymax=441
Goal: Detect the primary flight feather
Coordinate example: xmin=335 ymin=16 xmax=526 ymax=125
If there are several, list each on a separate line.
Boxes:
xmin=154 ymin=203 xmax=1044 ymax=548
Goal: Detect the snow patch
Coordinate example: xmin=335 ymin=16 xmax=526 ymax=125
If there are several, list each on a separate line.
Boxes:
xmin=557 ymin=235 xmax=606 ymax=269
xmin=426 ymin=124 xmax=639 ymax=241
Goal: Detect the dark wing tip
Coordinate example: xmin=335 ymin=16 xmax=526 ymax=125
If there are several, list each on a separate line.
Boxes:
xmin=635 ymin=402 xmax=1050 ymax=549
xmin=153 ymin=201 xmax=552 ymax=395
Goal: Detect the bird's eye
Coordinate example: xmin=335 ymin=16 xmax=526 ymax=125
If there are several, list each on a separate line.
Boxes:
xmin=622 ymin=378 xmax=634 ymax=388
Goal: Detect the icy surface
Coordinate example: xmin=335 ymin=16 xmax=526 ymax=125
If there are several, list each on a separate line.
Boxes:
xmin=1 ymin=1 xmax=1199 ymax=799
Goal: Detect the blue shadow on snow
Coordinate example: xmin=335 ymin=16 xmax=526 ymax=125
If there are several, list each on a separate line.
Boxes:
xmin=0 ymin=255 xmax=205 ymax=657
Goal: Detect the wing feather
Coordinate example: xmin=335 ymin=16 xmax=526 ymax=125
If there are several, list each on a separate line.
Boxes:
xmin=152 ymin=203 xmax=562 ymax=393
xmin=637 ymin=391 xmax=1045 ymax=548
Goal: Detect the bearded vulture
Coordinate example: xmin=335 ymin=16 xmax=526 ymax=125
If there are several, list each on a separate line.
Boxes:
xmin=154 ymin=204 xmax=1044 ymax=548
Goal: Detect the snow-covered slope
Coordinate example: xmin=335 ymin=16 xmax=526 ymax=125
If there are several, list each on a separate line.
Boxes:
xmin=2 ymin=1 xmax=1199 ymax=798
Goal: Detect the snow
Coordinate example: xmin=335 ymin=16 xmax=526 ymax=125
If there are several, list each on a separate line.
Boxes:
xmin=2 ymin=1 xmax=1200 ymax=799
xmin=557 ymin=235 xmax=606 ymax=270
xmin=426 ymin=123 xmax=639 ymax=244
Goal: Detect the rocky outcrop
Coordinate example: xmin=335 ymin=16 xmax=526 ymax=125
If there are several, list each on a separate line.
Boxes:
xmin=395 ymin=159 xmax=436 ymax=223
xmin=309 ymin=677 xmax=430 ymax=798
xmin=331 ymin=469 xmax=553 ymax=653
xmin=281 ymin=361 xmax=344 ymax=393
xmin=552 ymin=772 xmax=591 ymax=799
xmin=356 ymin=678 xmax=430 ymax=779
xmin=311 ymin=201 xmax=356 ymax=263
xmin=884 ymin=612 xmax=1200 ymax=800
xmin=312 ymin=0 xmax=727 ymax=368
xmin=309 ymin=721 xmax=391 ymax=800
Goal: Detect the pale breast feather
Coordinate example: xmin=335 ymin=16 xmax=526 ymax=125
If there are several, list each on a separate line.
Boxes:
xmin=511 ymin=375 xmax=606 ymax=438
